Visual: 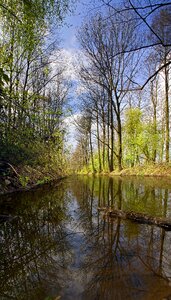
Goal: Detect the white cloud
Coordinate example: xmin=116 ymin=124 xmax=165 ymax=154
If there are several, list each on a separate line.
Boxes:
xmin=64 ymin=113 xmax=82 ymax=149
xmin=50 ymin=48 xmax=83 ymax=81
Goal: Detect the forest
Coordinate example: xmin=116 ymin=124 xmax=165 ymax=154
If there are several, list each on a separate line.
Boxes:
xmin=1 ymin=2 xmax=171 ymax=298
xmin=0 ymin=0 xmax=171 ymax=189
xmin=73 ymin=1 xmax=171 ymax=173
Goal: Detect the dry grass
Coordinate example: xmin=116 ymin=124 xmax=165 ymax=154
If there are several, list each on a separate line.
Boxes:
xmin=110 ymin=163 xmax=171 ymax=177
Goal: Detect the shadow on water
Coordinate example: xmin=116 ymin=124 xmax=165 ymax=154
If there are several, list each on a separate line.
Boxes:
xmin=0 ymin=176 xmax=171 ymax=299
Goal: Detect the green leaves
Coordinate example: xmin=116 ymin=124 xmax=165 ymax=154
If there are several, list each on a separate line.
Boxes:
xmin=0 ymin=67 xmax=9 ymax=87
xmin=0 ymin=0 xmax=72 ymax=170
xmin=124 ymin=108 xmax=143 ymax=166
xmin=124 ymin=108 xmax=161 ymax=166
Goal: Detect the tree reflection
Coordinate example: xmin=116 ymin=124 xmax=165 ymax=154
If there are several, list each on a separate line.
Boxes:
xmin=70 ymin=176 xmax=171 ymax=300
xmin=1 ymin=176 xmax=171 ymax=300
xmin=0 ymin=183 xmax=72 ymax=300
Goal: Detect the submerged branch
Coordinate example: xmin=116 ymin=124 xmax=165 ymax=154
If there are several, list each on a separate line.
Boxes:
xmin=98 ymin=207 xmax=171 ymax=230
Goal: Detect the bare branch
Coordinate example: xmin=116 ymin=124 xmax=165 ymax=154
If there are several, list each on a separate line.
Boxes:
xmin=128 ymin=0 xmax=164 ymax=46
xmin=120 ymin=60 xmax=171 ymax=91
xmin=102 ymin=1 xmax=171 ymax=14
xmin=141 ymin=60 xmax=171 ymax=89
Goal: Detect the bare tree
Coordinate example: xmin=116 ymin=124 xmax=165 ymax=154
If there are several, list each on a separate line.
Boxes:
xmin=100 ymin=0 xmax=171 ymax=87
xmin=78 ymin=11 xmax=139 ymax=170
xmin=150 ymin=8 xmax=171 ymax=162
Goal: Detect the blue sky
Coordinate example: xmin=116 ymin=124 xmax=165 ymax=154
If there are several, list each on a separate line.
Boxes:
xmin=58 ymin=1 xmax=89 ymax=148
xmin=60 ymin=1 xmax=88 ymax=50
xmin=60 ymin=0 xmax=110 ymax=49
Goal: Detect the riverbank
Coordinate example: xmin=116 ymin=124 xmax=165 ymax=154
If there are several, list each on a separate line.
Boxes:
xmin=111 ymin=163 xmax=171 ymax=177
xmin=2 ymin=163 xmax=171 ymax=195
xmin=0 ymin=163 xmax=66 ymax=195
xmin=79 ymin=163 xmax=171 ymax=177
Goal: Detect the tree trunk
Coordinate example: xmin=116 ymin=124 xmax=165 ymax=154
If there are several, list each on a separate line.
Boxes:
xmin=164 ymin=58 xmax=169 ymax=163
xmin=96 ymin=112 xmax=102 ymax=172
xmin=107 ymin=99 xmax=110 ymax=171
xmin=20 ymin=58 xmax=30 ymax=127
xmin=7 ymin=27 xmax=15 ymax=136
xmin=117 ymin=112 xmax=122 ymax=171
xmin=151 ymin=80 xmax=157 ymax=162
xmin=102 ymin=108 xmax=106 ymax=171
xmin=110 ymin=93 xmax=114 ymax=172
xmin=89 ymin=128 xmax=95 ymax=172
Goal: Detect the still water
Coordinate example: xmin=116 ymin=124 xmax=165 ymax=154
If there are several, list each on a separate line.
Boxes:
xmin=1 ymin=175 xmax=171 ymax=300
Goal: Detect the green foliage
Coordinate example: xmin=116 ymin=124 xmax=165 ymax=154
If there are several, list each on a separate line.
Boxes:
xmin=19 ymin=175 xmax=30 ymax=187
xmin=140 ymin=122 xmax=160 ymax=162
xmin=0 ymin=67 xmax=9 ymax=88
xmin=123 ymin=108 xmax=161 ymax=167
xmin=36 ymin=176 xmax=51 ymax=185
xmin=123 ymin=108 xmax=143 ymax=167
xmin=0 ymin=0 xmax=72 ymax=175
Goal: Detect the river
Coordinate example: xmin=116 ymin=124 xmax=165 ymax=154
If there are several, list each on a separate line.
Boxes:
xmin=0 ymin=175 xmax=171 ymax=300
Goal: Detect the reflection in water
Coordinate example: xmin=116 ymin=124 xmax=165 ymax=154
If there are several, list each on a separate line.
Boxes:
xmin=0 ymin=182 xmax=72 ymax=300
xmin=0 ymin=176 xmax=171 ymax=299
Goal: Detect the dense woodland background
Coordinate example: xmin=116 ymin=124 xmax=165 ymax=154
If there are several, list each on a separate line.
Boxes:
xmin=0 ymin=0 xmax=74 ymax=179
xmin=0 ymin=0 xmax=171 ymax=181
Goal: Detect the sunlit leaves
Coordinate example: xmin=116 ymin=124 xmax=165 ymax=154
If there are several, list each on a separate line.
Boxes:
xmin=123 ymin=108 xmax=161 ymax=166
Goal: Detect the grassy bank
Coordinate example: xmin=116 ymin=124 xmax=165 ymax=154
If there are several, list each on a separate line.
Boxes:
xmin=2 ymin=163 xmax=171 ymax=194
xmin=78 ymin=163 xmax=171 ymax=177
xmin=112 ymin=163 xmax=171 ymax=177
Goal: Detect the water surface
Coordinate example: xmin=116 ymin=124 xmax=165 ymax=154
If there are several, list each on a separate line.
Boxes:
xmin=0 ymin=175 xmax=171 ymax=300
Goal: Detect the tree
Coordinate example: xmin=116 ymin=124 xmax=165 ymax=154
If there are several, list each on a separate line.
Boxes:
xmin=100 ymin=0 xmax=171 ymax=87
xmin=78 ymin=10 xmax=139 ymax=171
xmin=0 ymin=0 xmax=73 ymax=167
xmin=123 ymin=108 xmax=142 ymax=167
xmin=74 ymin=114 xmax=93 ymax=172
xmin=150 ymin=8 xmax=171 ymax=162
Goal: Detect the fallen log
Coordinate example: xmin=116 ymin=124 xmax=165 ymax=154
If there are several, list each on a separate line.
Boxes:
xmin=98 ymin=207 xmax=171 ymax=230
